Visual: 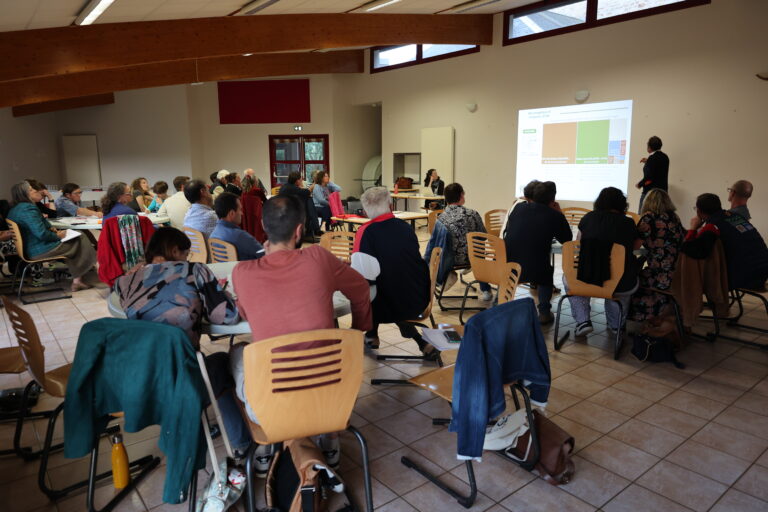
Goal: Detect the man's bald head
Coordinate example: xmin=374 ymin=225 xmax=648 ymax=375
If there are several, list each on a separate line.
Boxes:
xmin=731 ymin=180 xmax=753 ymax=199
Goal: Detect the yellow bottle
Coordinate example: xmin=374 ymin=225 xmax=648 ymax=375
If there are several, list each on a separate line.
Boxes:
xmin=110 ymin=433 xmax=130 ymax=489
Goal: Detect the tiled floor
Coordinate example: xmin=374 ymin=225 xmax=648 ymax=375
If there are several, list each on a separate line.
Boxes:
xmin=1 ymin=228 xmax=767 ymax=512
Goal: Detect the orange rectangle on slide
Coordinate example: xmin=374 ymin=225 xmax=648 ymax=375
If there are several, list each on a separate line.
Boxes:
xmin=542 ymin=122 xmax=577 ymax=164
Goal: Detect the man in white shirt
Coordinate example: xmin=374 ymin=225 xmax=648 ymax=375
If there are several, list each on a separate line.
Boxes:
xmin=158 ymin=176 xmax=191 ymax=228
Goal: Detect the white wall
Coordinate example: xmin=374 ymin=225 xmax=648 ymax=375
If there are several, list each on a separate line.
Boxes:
xmin=0 ymin=108 xmax=60 ymax=187
xmin=55 ymin=86 xmax=193 ymax=188
xmin=336 ymin=0 xmax=768 ymax=231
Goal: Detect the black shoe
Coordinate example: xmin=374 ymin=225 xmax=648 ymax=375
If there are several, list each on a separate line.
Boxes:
xmin=538 ymin=311 xmax=554 ymax=325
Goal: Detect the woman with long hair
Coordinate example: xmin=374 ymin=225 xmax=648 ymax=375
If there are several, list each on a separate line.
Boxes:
xmin=7 ymin=181 xmax=96 ymax=291
xmin=129 ymin=177 xmax=152 ymax=212
xmin=311 ymin=170 xmax=341 ymax=230
xmin=423 ymin=169 xmax=445 ymax=209
xmin=101 ymin=182 xmax=136 ymax=219
xmin=629 ymin=188 xmax=685 ymax=321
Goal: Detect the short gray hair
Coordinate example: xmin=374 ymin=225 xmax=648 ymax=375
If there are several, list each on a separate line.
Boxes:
xmin=361 ymin=187 xmax=391 ymax=219
xmin=10 ymin=181 xmax=32 ymax=206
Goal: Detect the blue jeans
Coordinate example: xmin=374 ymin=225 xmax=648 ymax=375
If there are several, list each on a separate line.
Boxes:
xmin=479 ymin=281 xmax=491 ymax=293
xmin=535 ymin=284 xmax=553 ymax=313
xmin=204 ymin=352 xmax=251 ymax=453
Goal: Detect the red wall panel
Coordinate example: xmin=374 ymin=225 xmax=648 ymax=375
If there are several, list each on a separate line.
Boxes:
xmin=217 ymin=79 xmax=311 ymax=124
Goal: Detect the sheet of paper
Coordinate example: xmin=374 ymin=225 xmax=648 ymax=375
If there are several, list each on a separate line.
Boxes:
xmin=60 ymin=229 xmax=82 ymax=243
xmin=422 ymin=328 xmax=462 ymax=352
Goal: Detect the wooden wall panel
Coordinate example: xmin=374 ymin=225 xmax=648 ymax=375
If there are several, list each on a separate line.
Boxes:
xmin=0 ymin=51 xmax=364 ymax=109
xmin=0 ymin=14 xmax=492 ymax=83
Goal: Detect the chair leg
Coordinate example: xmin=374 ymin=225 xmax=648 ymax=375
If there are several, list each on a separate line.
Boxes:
xmin=553 ymin=295 xmax=570 ymax=351
xmin=613 ymin=300 xmax=624 ymax=360
xmin=347 ymin=426 xmax=374 ymax=512
xmin=401 ymin=457 xmax=477 ymax=509
xmin=12 ymin=381 xmax=63 ymax=461
xmin=245 ymin=443 xmax=257 ymax=512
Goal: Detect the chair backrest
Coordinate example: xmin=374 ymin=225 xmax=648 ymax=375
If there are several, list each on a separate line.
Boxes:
xmin=497 ymin=262 xmax=523 ymax=305
xmin=466 ymin=232 xmax=507 ymax=286
xmin=271 ymin=186 xmax=281 ymax=196
xmin=1 ymin=296 xmax=48 ymax=391
xmin=484 ymin=209 xmax=507 ymax=238
xmin=561 ymin=207 xmax=591 ymax=228
xmin=427 ymin=209 xmax=444 ymax=235
xmin=243 ymin=329 xmax=363 ymax=442
xmin=319 ymin=231 xmax=355 ymax=262
xmin=626 ymin=211 xmax=640 ymax=224
xmin=208 ymin=238 xmax=238 ymax=263
xmin=329 ymin=191 xmax=345 ymax=218
xmin=414 ymin=247 xmax=442 ymax=322
xmin=183 ymin=226 xmax=208 ymax=263
xmin=561 ymin=240 xmax=626 ymax=299
xmin=6 ymin=219 xmax=31 ymax=263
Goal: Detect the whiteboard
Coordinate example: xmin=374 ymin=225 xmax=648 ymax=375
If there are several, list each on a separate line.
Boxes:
xmin=61 ymin=135 xmax=102 ymax=187
xmin=421 ymin=127 xmax=454 ymax=183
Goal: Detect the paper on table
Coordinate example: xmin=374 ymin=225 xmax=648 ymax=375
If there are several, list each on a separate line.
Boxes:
xmin=422 ymin=328 xmax=462 ymax=352
xmin=60 ymin=229 xmax=82 ymax=243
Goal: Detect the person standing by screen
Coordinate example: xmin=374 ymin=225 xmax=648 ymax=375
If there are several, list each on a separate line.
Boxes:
xmin=635 ymin=135 xmax=669 ymax=210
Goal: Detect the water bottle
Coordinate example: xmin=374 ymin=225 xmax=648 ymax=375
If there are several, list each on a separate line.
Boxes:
xmin=111 ymin=433 xmax=130 ymax=489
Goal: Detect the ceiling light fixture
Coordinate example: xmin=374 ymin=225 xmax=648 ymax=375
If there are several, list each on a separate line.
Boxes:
xmin=74 ymin=0 xmax=116 ymax=26
xmin=441 ymin=0 xmax=502 ymax=14
xmin=351 ymin=0 xmax=402 ymax=13
xmin=243 ymin=53 xmax=254 ymax=56
xmin=235 ymin=0 xmax=281 ymax=15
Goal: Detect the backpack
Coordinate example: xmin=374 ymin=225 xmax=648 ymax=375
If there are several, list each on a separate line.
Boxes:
xmin=265 ymin=438 xmax=350 ymax=512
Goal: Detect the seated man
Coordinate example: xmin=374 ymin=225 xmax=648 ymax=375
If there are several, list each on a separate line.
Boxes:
xmin=210 ymin=192 xmax=264 ymax=260
xmin=500 ymin=179 xmax=539 ymax=239
xmin=230 ymin=194 xmax=371 ymax=471
xmin=727 ymin=179 xmax=752 ymax=220
xmin=504 ymin=181 xmax=572 ymax=324
xmin=183 ymin=179 xmax=217 ymax=238
xmin=692 ymin=193 xmax=768 ymax=291
xmin=439 ymin=183 xmax=493 ymax=302
xmin=353 ymin=187 xmax=432 ymax=355
xmin=54 ymin=183 xmax=102 ymax=217
xmin=279 ymin=171 xmax=322 ymax=237
xmin=158 ymin=175 xmax=191 ymax=229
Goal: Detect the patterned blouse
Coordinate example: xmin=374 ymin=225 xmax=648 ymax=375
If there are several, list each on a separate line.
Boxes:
xmin=114 ymin=261 xmax=239 ymax=347
xmin=438 ymin=204 xmax=486 ymax=266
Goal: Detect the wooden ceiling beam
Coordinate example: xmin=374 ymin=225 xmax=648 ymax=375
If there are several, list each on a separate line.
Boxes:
xmin=0 ymin=50 xmax=364 ymax=109
xmin=0 ymin=14 xmax=492 ymax=83
xmin=12 ymin=93 xmax=115 ymax=117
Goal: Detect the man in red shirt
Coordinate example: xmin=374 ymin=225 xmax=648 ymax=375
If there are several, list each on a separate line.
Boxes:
xmin=230 ymin=194 xmax=371 ymax=472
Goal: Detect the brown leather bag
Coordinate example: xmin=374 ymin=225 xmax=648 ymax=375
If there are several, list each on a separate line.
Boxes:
xmin=395 ymin=177 xmax=413 ymax=189
xmin=506 ymin=410 xmax=575 ymax=485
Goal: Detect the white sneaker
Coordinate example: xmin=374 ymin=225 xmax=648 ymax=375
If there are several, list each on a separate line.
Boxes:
xmin=574 ymin=321 xmax=594 ymax=337
xmin=319 ymin=435 xmax=340 ymax=469
xmin=480 ymin=290 xmax=493 ymax=302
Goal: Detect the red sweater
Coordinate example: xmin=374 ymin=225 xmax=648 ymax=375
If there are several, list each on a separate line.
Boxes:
xmin=232 ymin=245 xmax=372 ymax=342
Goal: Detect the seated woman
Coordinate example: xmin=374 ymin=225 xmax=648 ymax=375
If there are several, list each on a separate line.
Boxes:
xmin=26 ymin=179 xmax=59 ymax=218
xmin=7 ymin=181 xmax=96 ymax=292
xmin=629 ymin=189 xmax=685 ymax=322
xmin=113 ymin=227 xmax=248 ymax=453
xmin=311 ymin=170 xmax=341 ymax=230
xmin=422 ymin=168 xmax=445 ymax=210
xmin=129 ymin=177 xmax=153 ymax=213
xmin=565 ymin=187 xmax=642 ymax=336
xmin=147 ymin=181 xmax=169 ymax=212
xmin=102 ymin=182 xmax=138 ymax=220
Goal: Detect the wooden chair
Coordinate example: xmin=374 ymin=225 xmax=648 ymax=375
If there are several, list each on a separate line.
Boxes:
xmin=1 ymin=297 xmax=159 ymax=508
xmin=319 ymin=231 xmax=355 ymax=262
xmin=484 ymin=209 xmax=507 ymax=238
xmin=0 ymin=344 xmax=30 ymax=440
xmin=427 ymin=209 xmax=443 ymax=235
xmin=553 ymin=241 xmax=627 ymax=359
xmin=183 ymin=226 xmax=208 ymax=263
xmin=208 ymin=238 xmax=238 ymax=263
xmin=626 ymin=211 xmax=640 ymax=224
xmin=6 ymin=219 xmax=70 ymax=304
xmin=561 ymin=207 xmax=591 ymax=228
xmin=459 ymin=232 xmax=507 ymax=324
xmin=497 ymin=262 xmax=523 ymax=305
xmin=241 ymin=329 xmax=373 ymax=512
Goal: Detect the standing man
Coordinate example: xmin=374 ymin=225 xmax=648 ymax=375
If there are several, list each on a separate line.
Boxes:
xmin=636 ymin=135 xmax=669 ymax=210
xmin=727 ymin=180 xmax=752 ymax=220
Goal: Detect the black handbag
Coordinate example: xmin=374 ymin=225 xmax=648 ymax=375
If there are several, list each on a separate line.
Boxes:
xmin=631 ymin=334 xmax=684 ymax=369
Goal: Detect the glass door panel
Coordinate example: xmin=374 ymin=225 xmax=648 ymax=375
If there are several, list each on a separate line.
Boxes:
xmin=273 ymin=163 xmax=301 ymax=186
xmin=269 ymin=135 xmax=330 ymax=188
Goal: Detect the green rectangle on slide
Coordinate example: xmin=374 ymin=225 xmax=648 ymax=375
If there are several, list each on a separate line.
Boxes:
xmin=576 ymin=120 xmax=609 ymax=164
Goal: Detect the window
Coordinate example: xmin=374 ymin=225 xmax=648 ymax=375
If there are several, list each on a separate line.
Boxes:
xmin=504 ymin=0 xmax=709 ymax=45
xmin=268 ymin=135 xmax=329 ymax=188
xmin=371 ymin=43 xmax=479 ymax=73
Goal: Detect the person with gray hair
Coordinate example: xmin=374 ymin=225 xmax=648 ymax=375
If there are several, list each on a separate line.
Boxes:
xmin=7 ymin=181 xmax=96 ymax=292
xmin=727 ymin=179 xmax=753 ymax=220
xmin=354 ymin=187 xmax=433 ymax=356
